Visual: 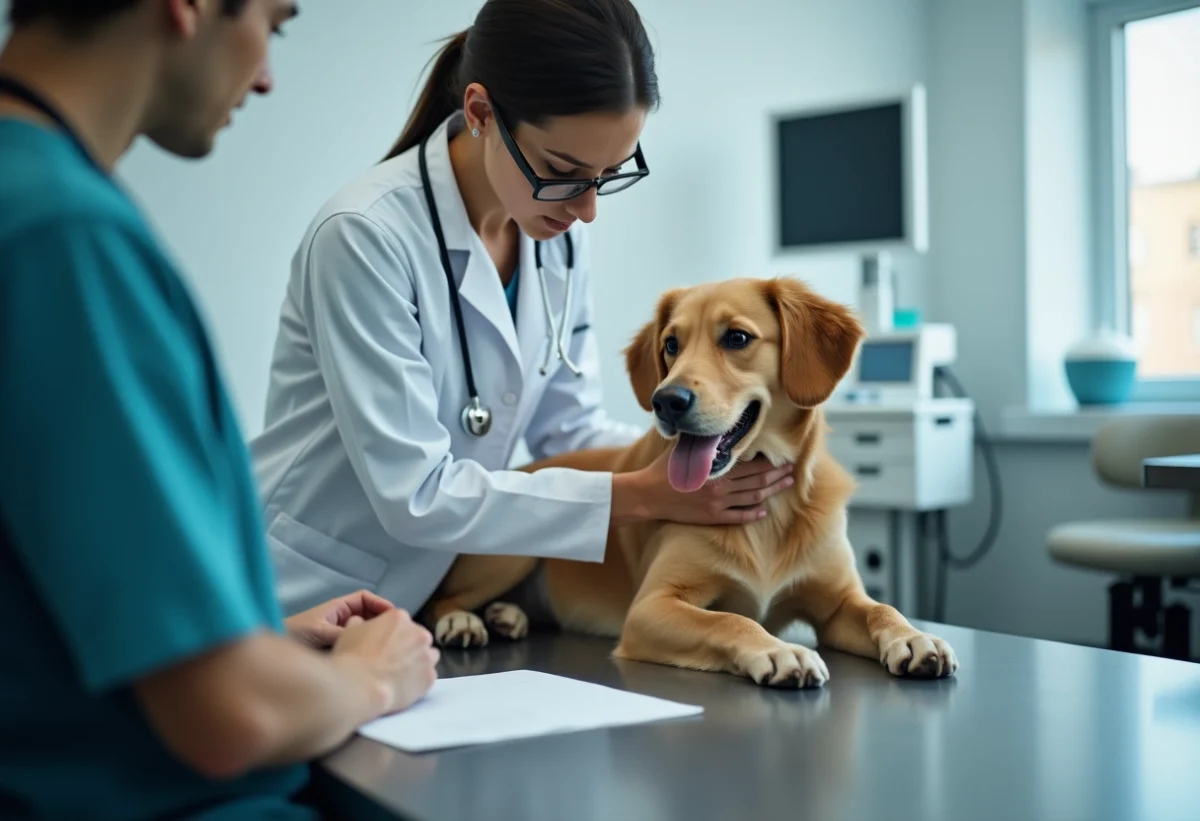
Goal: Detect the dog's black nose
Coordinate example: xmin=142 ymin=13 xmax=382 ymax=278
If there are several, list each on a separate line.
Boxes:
xmin=652 ymin=385 xmax=696 ymax=425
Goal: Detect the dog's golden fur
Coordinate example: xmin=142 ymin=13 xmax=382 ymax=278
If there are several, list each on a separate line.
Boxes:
xmin=421 ymin=277 xmax=957 ymax=687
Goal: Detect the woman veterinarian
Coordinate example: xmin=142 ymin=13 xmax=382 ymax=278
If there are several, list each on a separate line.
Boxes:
xmin=251 ymin=0 xmax=796 ymax=623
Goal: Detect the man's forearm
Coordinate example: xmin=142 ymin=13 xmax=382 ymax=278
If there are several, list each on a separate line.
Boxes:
xmin=134 ymin=631 xmax=388 ymax=778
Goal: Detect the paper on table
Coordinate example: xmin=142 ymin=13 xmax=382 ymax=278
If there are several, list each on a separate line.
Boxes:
xmin=357 ymin=670 xmax=703 ymax=753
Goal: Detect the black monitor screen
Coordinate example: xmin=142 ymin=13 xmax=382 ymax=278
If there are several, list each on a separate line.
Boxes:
xmin=777 ymin=102 xmax=905 ymax=248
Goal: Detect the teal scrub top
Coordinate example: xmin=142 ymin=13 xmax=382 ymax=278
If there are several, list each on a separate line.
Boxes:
xmin=0 ymin=120 xmax=314 ymax=820
xmin=505 ymin=267 xmax=519 ymax=318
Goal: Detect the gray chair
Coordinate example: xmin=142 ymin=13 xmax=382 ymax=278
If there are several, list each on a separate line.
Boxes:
xmin=1047 ymin=415 xmax=1200 ymax=660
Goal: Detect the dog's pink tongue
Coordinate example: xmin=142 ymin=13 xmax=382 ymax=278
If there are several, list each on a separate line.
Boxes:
xmin=668 ymin=434 xmax=722 ymax=493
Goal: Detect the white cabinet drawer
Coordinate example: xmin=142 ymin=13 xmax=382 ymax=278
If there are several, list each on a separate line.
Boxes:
xmin=842 ymin=456 xmax=920 ymax=508
xmin=827 ymin=419 xmax=914 ymax=461
xmin=825 ymin=401 xmax=974 ymax=511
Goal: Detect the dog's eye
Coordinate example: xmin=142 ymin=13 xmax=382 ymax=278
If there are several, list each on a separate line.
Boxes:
xmin=664 ymin=336 xmax=679 ymax=356
xmin=722 ymin=329 xmax=754 ymax=350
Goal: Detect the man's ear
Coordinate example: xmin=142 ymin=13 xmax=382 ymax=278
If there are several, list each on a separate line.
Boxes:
xmin=765 ymin=277 xmax=864 ymax=408
xmin=624 ymin=290 xmax=681 ymax=412
xmin=166 ymin=0 xmax=205 ymax=38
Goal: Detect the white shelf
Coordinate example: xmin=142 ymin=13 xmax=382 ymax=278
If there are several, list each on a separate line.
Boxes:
xmin=1000 ymin=403 xmax=1200 ymax=443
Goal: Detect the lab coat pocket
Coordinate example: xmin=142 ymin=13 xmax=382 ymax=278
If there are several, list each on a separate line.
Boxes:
xmin=267 ymin=511 xmax=388 ymax=600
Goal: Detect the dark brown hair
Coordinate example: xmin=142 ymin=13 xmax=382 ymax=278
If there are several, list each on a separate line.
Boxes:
xmin=384 ymin=0 xmax=659 ymax=160
xmin=9 ymin=0 xmax=250 ymax=33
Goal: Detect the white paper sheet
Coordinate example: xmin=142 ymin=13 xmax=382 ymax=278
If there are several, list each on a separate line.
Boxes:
xmin=357 ymin=670 xmax=703 ymax=753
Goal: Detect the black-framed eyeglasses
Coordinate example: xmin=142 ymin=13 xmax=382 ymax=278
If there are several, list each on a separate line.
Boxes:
xmin=492 ymin=105 xmax=650 ymax=202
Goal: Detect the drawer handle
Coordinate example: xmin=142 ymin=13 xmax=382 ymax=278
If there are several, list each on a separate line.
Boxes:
xmin=855 ymin=465 xmax=881 ymax=477
xmin=934 ymin=416 xmax=954 ymax=427
xmin=854 ymin=433 xmax=882 ymax=444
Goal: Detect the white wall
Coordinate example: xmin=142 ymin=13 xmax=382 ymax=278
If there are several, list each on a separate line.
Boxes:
xmin=1024 ymin=0 xmax=1093 ymax=412
xmin=925 ymin=0 xmax=1028 ymax=430
xmin=13 ymin=0 xmax=929 ymax=435
xmin=922 ymin=0 xmax=1091 ymax=422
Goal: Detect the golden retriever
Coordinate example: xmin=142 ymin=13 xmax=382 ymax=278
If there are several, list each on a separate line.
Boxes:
xmin=420 ymin=276 xmax=958 ymax=687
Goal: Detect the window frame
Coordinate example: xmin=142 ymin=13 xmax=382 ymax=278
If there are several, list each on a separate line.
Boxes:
xmin=1090 ymin=0 xmax=1200 ymax=401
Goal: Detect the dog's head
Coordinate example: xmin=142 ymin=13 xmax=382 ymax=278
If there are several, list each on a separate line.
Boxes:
xmin=625 ymin=277 xmax=863 ymax=492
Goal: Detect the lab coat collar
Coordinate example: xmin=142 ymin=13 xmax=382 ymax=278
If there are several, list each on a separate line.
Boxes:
xmin=424 ymin=113 xmax=521 ymax=367
xmin=516 ymin=231 xmax=561 ymax=380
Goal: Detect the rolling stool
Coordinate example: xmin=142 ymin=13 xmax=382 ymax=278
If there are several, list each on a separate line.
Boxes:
xmin=1047 ymin=416 xmax=1200 ymax=661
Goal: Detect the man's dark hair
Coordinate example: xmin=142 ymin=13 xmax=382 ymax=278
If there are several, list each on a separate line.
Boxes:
xmin=8 ymin=0 xmax=250 ymax=33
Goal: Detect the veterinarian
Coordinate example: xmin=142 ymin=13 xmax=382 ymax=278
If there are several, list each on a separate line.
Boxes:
xmin=252 ymin=0 xmax=798 ymax=619
xmin=0 ymin=2 xmax=441 ymax=818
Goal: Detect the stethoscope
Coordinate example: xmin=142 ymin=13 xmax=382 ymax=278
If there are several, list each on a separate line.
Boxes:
xmin=418 ymin=134 xmax=582 ymax=438
xmin=0 ymin=74 xmax=104 ymax=176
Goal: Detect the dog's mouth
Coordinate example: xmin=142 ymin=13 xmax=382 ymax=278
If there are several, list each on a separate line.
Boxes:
xmin=667 ymin=401 xmax=762 ymax=493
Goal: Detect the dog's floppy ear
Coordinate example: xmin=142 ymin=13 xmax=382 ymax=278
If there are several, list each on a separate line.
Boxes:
xmin=765 ymin=277 xmax=864 ymax=408
xmin=625 ymin=289 xmax=681 ymax=412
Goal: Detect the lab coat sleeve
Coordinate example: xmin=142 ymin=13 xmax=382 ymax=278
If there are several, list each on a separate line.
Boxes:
xmin=523 ymin=244 xmax=646 ymax=460
xmin=303 ymin=212 xmax=611 ymax=561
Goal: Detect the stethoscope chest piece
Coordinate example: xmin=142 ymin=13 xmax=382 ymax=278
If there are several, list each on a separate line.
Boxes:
xmin=418 ymin=127 xmax=576 ymax=441
xmin=461 ymin=397 xmax=493 ymax=437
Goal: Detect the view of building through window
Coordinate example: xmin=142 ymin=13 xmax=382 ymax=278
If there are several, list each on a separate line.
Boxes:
xmin=1125 ymin=6 xmax=1200 ymax=379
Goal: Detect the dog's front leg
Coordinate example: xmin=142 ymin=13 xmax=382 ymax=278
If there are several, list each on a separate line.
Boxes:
xmin=815 ymin=590 xmax=957 ymax=678
xmin=420 ymin=554 xmax=539 ymax=648
xmin=615 ymin=550 xmax=828 ymax=689
xmin=793 ymin=538 xmax=958 ymax=678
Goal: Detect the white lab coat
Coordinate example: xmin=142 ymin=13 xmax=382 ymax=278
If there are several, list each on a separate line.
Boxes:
xmin=251 ymin=112 xmax=642 ymax=617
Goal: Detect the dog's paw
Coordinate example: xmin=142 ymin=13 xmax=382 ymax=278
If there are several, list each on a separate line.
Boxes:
xmin=740 ymin=642 xmax=829 ymax=689
xmin=435 ymin=611 xmax=488 ymax=648
xmin=484 ymin=601 xmax=529 ymax=641
xmin=880 ymin=632 xmax=958 ymax=678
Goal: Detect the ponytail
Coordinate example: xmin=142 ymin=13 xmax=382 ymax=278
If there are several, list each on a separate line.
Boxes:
xmin=382 ymin=1 xmax=659 ymax=162
xmin=383 ymin=30 xmax=469 ymax=161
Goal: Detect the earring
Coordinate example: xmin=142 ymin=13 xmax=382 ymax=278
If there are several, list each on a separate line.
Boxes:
xmin=471 ymin=127 xmax=480 ymax=138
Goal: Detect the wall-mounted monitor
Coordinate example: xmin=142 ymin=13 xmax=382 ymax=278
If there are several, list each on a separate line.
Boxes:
xmin=773 ymin=85 xmax=928 ymax=255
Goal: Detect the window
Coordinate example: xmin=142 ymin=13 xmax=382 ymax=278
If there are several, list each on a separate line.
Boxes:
xmin=1129 ymin=225 xmax=1146 ymax=267
xmin=1092 ymin=0 xmax=1200 ymax=397
xmin=1134 ymin=303 xmax=1152 ymax=350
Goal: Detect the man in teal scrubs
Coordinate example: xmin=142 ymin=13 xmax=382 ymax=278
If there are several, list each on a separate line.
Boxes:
xmin=0 ymin=2 xmax=439 ymax=819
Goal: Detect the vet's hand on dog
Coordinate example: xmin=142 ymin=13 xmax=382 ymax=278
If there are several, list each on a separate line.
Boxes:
xmin=642 ymin=452 xmax=795 ymax=526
